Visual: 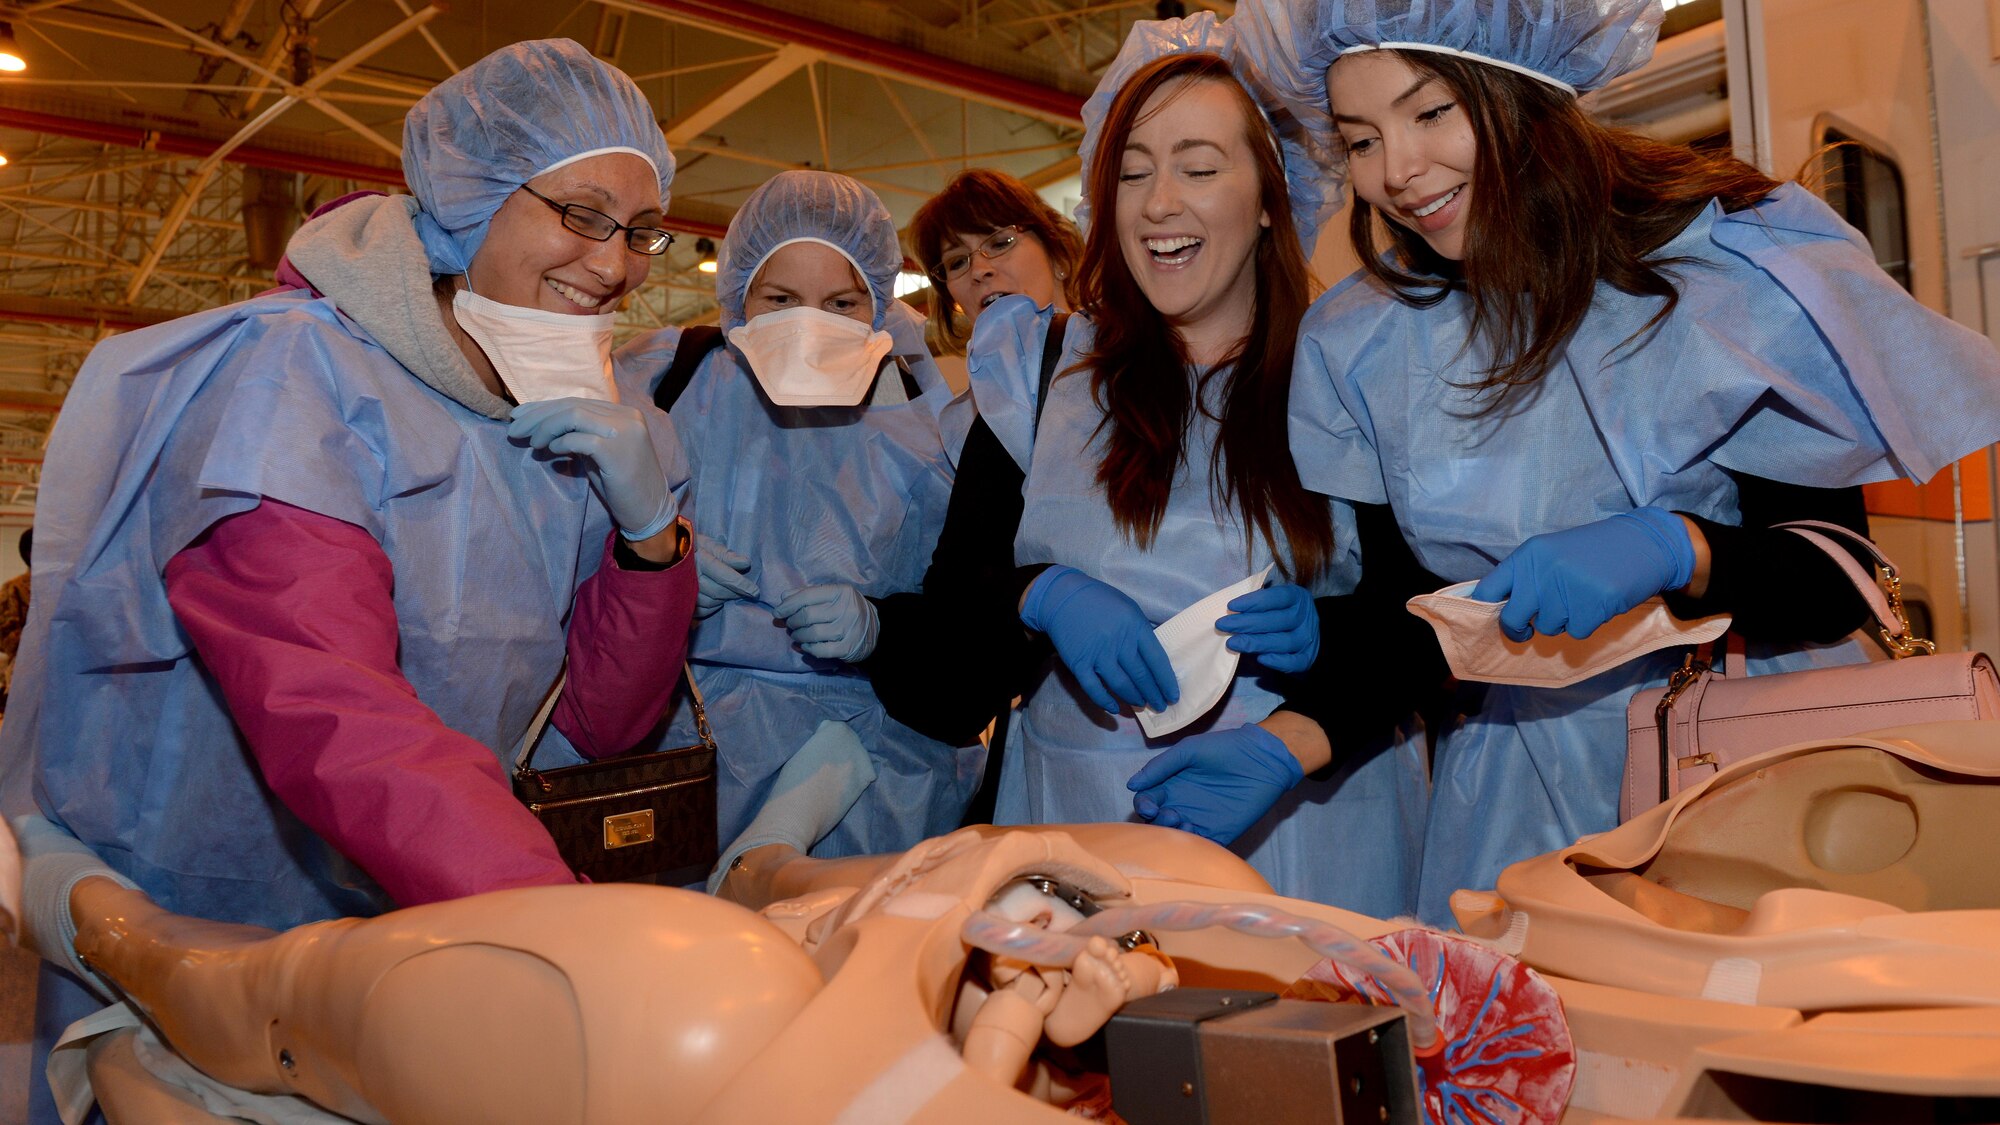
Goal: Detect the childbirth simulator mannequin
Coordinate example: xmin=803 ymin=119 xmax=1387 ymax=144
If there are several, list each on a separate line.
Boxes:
xmin=617 ymin=170 xmax=980 ymax=860
xmin=0 ymin=39 xmax=697 ymax=1124
xmin=14 ymin=739 xmax=1271 ymax=1125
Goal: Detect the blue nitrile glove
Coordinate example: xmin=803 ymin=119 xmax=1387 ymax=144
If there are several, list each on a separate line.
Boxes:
xmin=1469 ymin=506 xmax=1696 ymax=641
xmin=1019 ymin=564 xmax=1179 ymax=716
xmin=508 ymin=398 xmax=677 ymax=540
xmin=1127 ymin=724 xmax=1304 ymax=845
xmin=1215 ymin=581 xmax=1320 ymax=674
xmin=773 ymin=583 xmax=881 ymax=663
xmin=693 ymin=534 xmax=758 ymax=619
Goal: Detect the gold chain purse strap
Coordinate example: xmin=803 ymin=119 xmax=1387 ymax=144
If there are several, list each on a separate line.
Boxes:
xmin=514 ymin=663 xmax=716 ymax=785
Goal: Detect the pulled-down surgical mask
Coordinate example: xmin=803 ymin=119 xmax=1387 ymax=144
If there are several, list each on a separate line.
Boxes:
xmin=1407 ymin=581 xmax=1730 ymax=689
xmin=452 ymin=286 xmax=620 ymax=404
xmin=1137 ymin=567 xmax=1273 ymax=738
xmin=728 ymin=305 xmax=894 ymax=407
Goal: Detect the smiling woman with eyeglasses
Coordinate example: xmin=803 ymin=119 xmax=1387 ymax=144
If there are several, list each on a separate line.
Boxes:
xmin=520 ymin=183 xmax=676 ymax=255
xmin=907 ymin=169 xmax=1083 ymax=355
xmin=5 ymin=46 xmax=705 ymax=1111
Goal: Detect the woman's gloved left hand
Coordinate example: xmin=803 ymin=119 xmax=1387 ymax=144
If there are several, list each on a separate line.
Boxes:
xmin=773 ymin=583 xmax=881 ymax=663
xmin=1215 ymin=582 xmax=1320 ymax=673
xmin=508 ymin=398 xmax=678 ymax=540
xmin=1470 ymin=506 xmax=1695 ymax=641
xmin=1127 ymin=723 xmax=1304 ymax=845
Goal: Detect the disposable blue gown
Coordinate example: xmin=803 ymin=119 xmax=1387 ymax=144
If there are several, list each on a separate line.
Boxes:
xmin=619 ymin=302 xmax=983 ymax=857
xmin=0 ymin=289 xmax=681 ymax=929
xmin=1289 ymin=185 xmax=2000 ymax=924
xmin=973 ymin=296 xmax=1429 ymax=915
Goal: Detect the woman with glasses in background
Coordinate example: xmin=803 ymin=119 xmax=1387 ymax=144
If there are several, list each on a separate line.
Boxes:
xmin=907 ymin=168 xmax=1083 ymax=355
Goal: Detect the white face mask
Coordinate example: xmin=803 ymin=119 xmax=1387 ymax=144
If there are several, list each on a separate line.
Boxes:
xmin=728 ymin=306 xmax=894 ymax=407
xmin=451 ymin=287 xmax=620 ymax=404
xmin=1137 ymin=566 xmax=1273 ymax=739
xmin=1406 ymin=581 xmax=1732 ymax=689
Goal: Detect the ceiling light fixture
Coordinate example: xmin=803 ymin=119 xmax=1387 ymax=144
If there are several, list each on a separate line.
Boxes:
xmin=696 ymin=237 xmax=718 ymax=275
xmin=0 ymin=24 xmax=26 ymax=73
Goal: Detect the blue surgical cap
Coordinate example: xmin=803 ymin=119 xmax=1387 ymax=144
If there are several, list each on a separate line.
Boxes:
xmin=717 ymin=170 xmax=902 ymax=332
xmin=1236 ymin=0 xmax=1663 ymax=174
xmin=1076 ymin=12 xmax=1336 ymax=256
xmin=402 ymin=38 xmax=675 ymax=276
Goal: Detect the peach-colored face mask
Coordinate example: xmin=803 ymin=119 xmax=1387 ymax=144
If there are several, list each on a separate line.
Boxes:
xmin=1407 ymin=581 xmax=1730 ymax=689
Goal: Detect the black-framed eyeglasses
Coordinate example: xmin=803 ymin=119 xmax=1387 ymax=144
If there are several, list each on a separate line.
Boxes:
xmin=521 ymin=184 xmax=675 ymax=256
xmin=931 ymin=225 xmax=1023 ymax=283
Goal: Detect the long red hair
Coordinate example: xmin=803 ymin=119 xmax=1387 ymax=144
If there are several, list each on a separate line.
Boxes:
xmin=1076 ymin=52 xmax=1334 ymax=581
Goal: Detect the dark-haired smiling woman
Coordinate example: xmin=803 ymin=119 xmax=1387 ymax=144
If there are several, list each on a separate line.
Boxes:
xmin=847 ymin=15 xmax=1427 ymax=913
xmin=1237 ymin=0 xmax=2000 ymax=924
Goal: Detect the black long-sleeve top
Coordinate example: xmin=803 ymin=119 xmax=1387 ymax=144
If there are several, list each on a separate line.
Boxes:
xmin=863 ymin=407 xmax=1878 ymax=749
xmin=1295 ymin=475 xmax=1878 ymax=732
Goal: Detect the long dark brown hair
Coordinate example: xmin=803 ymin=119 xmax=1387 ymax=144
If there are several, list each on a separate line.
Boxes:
xmin=907 ymin=168 xmax=1085 ymax=355
xmin=1352 ymin=52 xmax=1780 ymax=398
xmin=1077 ymin=52 xmax=1334 ymax=582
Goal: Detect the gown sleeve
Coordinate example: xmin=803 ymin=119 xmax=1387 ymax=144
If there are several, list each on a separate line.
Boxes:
xmin=863 ymin=415 xmax=1053 ymax=744
xmin=165 ymin=499 xmax=581 ymax=905
xmin=549 ymin=524 xmax=698 ymax=758
xmin=1574 ymin=186 xmax=2000 ymax=491
xmin=860 ymin=296 xmax=1075 ymax=744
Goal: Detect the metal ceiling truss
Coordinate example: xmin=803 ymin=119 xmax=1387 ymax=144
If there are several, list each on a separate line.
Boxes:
xmin=0 ymin=0 xmax=1173 ymax=421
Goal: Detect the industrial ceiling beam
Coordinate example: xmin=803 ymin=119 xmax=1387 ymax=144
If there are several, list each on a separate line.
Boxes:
xmin=0 ymin=105 xmax=406 ymax=184
xmin=0 ymin=293 xmax=183 ymax=330
xmin=664 ymin=42 xmax=822 ymax=145
xmin=615 ymin=0 xmax=1086 ymax=128
xmin=0 ymin=106 xmax=732 ymax=240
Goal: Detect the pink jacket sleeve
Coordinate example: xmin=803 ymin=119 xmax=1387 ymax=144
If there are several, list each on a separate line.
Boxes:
xmin=165 ymin=500 xmax=581 ymax=905
xmin=550 ymin=523 xmax=698 ymax=758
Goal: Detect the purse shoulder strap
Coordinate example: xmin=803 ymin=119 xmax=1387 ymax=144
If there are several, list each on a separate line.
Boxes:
xmin=515 ymin=663 xmax=715 ymax=775
xmin=1031 ymin=312 xmax=1072 ymax=438
xmin=1773 ymin=520 xmax=1936 ymax=658
xmin=653 ymin=325 xmax=727 ymax=413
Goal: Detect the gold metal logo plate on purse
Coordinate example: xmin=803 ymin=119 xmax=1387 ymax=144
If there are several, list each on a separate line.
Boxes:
xmin=603 ymin=809 xmax=656 ymax=850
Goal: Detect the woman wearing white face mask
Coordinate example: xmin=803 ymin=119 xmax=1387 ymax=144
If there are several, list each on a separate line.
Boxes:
xmin=617 ymin=170 xmax=979 ymax=864
xmin=0 ymin=41 xmax=699 ymax=1121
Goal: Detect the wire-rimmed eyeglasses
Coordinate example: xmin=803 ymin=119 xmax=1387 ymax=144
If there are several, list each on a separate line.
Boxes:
xmin=931 ymin=225 xmax=1024 ymax=283
xmin=522 ymin=184 xmax=675 ymax=256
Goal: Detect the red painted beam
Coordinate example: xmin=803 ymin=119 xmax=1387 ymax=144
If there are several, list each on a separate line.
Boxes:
xmin=0 ymin=106 xmax=731 ymax=240
xmin=632 ymin=0 xmax=1086 ymax=126
xmin=0 ymin=106 xmax=405 ymax=184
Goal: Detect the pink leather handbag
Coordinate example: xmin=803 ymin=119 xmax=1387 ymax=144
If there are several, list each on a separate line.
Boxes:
xmin=1622 ymin=521 xmax=2000 ymax=820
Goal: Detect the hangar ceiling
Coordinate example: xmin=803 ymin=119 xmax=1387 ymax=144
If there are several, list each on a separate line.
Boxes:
xmin=0 ymin=0 xmax=1230 ymax=522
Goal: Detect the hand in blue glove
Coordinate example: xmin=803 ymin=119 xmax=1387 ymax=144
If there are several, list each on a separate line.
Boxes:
xmin=507 ymin=399 xmax=677 ymax=540
xmin=1019 ymin=565 xmax=1179 ymax=715
xmin=1215 ymin=582 xmax=1320 ymax=674
xmin=1469 ymin=506 xmax=1696 ymax=641
xmin=1127 ymin=723 xmax=1304 ymax=845
xmin=693 ymin=534 xmax=757 ymax=619
xmin=773 ymin=583 xmax=881 ymax=663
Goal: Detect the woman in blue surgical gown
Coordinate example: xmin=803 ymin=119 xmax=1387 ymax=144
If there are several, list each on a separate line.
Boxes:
xmin=816 ymin=17 xmax=1431 ymax=916
xmin=1234 ymin=0 xmax=2000 ymax=923
xmin=618 ymin=170 xmax=982 ymax=858
xmin=1 ymin=40 xmax=700 ymax=1124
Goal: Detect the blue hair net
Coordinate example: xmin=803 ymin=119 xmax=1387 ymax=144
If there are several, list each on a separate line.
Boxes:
xmin=1076 ymin=12 xmax=1336 ymax=256
xmin=402 ymin=38 xmax=675 ymax=276
xmin=716 ymin=170 xmax=902 ymax=332
xmin=1236 ymin=0 xmax=1663 ymax=171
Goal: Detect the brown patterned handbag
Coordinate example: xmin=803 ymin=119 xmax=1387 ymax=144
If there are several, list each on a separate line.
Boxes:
xmin=512 ymin=666 xmax=719 ymax=885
